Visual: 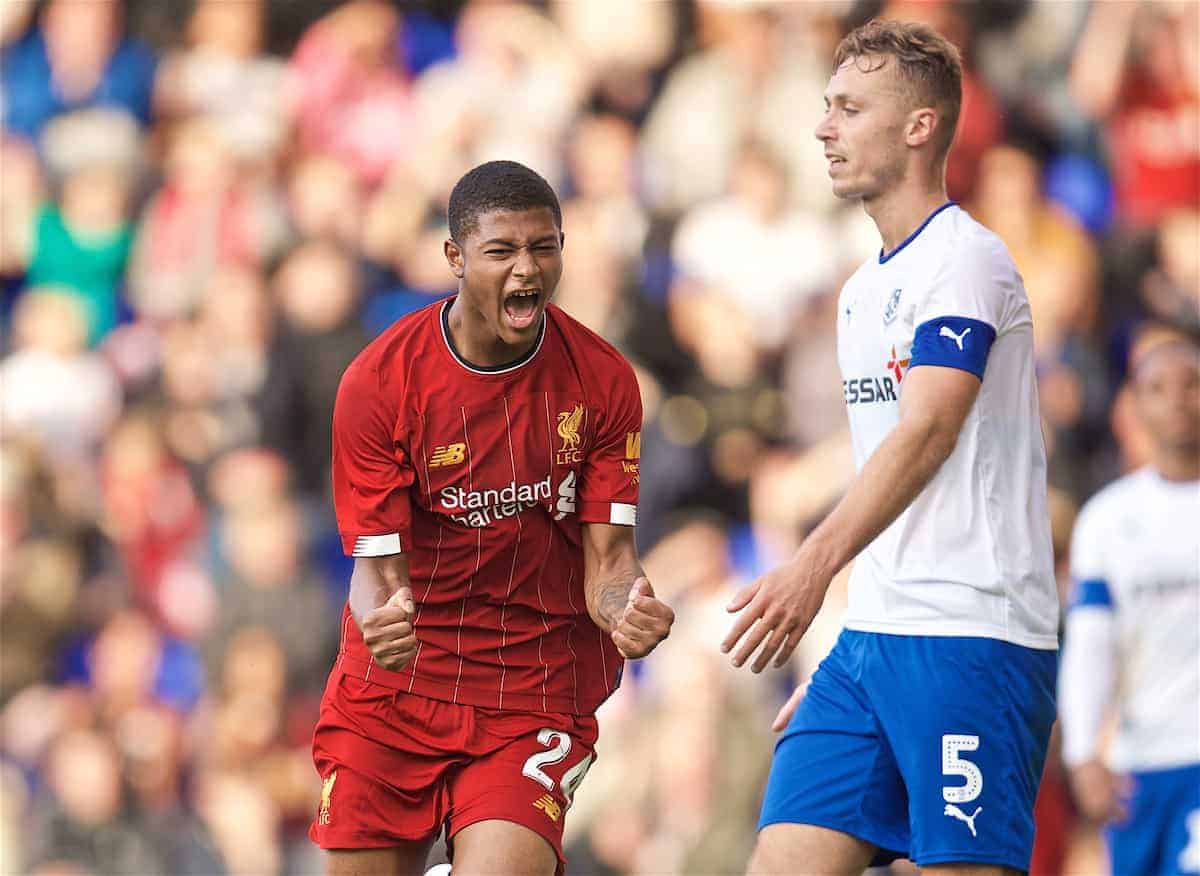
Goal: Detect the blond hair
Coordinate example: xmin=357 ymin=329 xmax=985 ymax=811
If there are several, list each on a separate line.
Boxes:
xmin=834 ymin=19 xmax=963 ymax=160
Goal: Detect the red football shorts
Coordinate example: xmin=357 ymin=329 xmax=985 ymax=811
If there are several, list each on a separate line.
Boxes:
xmin=309 ymin=667 xmax=599 ymax=875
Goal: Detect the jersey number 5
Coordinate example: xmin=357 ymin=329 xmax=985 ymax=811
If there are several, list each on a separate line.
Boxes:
xmin=522 ymin=729 xmax=594 ymax=805
xmin=942 ymin=734 xmax=983 ymax=804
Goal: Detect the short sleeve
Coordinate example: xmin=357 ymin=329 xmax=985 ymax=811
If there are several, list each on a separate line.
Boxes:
xmin=1067 ymin=500 xmax=1115 ymax=612
xmin=577 ymin=359 xmax=643 ymax=527
xmin=908 ymin=243 xmax=1012 ymax=380
xmin=331 ymin=360 xmax=415 ymax=556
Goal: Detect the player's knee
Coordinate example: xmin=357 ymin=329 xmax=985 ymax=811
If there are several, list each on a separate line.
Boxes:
xmin=748 ymin=823 xmax=874 ymax=876
xmin=747 ymin=825 xmax=811 ymax=875
xmin=451 ymin=821 xmax=556 ymax=876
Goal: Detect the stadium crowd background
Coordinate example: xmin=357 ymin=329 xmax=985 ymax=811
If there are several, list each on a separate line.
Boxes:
xmin=0 ymin=0 xmax=1196 ymax=873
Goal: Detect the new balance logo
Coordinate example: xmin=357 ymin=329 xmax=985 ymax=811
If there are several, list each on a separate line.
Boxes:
xmin=939 ymin=325 xmax=971 ymax=350
xmin=533 ymin=793 xmax=562 ymax=822
xmin=943 ymin=804 xmax=982 ymax=837
xmin=429 ymin=443 xmax=466 ymax=468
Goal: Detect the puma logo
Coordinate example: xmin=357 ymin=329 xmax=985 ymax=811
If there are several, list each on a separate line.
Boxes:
xmin=939 ymin=325 xmax=971 ymax=350
xmin=943 ymin=804 xmax=982 ymax=837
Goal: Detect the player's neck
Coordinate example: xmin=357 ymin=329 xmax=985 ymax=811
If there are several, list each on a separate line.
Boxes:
xmin=865 ymin=177 xmax=949 ymax=258
xmin=446 ymin=297 xmax=542 ymax=368
xmin=1152 ymin=449 xmax=1200 ymax=483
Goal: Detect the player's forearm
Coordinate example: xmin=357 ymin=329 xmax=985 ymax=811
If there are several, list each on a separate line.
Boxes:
xmin=348 ymin=555 xmax=411 ymax=629
xmin=800 ymin=411 xmax=959 ymax=575
xmin=1059 ymin=608 xmax=1118 ymax=766
xmin=584 ymin=554 xmax=644 ymax=634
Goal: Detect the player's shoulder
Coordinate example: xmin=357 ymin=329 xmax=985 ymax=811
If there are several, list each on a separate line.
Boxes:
xmin=1075 ymin=468 xmax=1155 ymax=536
xmin=546 ymin=304 xmax=637 ymax=385
xmin=936 ymin=205 xmax=1018 ymax=275
xmin=340 ymin=299 xmax=444 ymax=395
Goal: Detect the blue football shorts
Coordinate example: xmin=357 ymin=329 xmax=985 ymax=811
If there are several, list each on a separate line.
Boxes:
xmin=759 ymin=630 xmax=1057 ymax=870
xmin=1106 ymin=762 xmax=1200 ymax=876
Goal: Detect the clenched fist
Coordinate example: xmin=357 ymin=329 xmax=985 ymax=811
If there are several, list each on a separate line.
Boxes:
xmin=611 ymin=577 xmax=674 ymax=659
xmin=361 ymin=586 xmax=418 ymax=671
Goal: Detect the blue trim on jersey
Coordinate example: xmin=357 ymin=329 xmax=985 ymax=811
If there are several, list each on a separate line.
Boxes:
xmin=879 ymin=201 xmax=957 ymax=263
xmin=1070 ymin=577 xmax=1115 ymax=610
xmin=910 ymin=316 xmax=997 ymax=379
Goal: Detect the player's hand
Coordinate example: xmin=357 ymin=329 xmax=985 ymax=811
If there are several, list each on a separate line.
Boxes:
xmin=722 ymin=555 xmax=830 ymax=673
xmin=361 ymin=586 xmax=418 ymax=671
xmin=771 ymin=685 xmax=805 ymax=732
xmin=1069 ymin=759 xmax=1132 ymax=824
xmin=612 ymin=577 xmax=674 ymax=659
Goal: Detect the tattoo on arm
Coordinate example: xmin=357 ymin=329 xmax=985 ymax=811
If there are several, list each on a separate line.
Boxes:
xmin=583 ymin=524 xmax=643 ymax=634
xmin=594 ymin=576 xmax=631 ymax=631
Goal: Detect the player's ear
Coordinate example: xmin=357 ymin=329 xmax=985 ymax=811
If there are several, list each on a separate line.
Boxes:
xmin=906 ymin=107 xmax=937 ymax=149
xmin=444 ymin=238 xmax=465 ymax=279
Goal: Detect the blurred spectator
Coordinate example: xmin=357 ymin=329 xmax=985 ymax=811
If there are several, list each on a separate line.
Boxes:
xmin=413 ymin=2 xmax=585 ymax=186
xmin=1139 ymin=207 xmax=1200 ymax=333
xmin=26 ymin=728 xmax=164 ymax=874
xmin=781 ymin=292 xmax=851 ymax=448
xmin=154 ymin=0 xmax=287 ymax=164
xmin=641 ymin=4 xmax=837 ymax=214
xmin=1 ymin=0 xmax=156 ymax=141
xmin=969 ymin=143 xmax=1099 ymax=357
xmin=0 ymin=134 xmax=44 ymax=280
xmin=259 ymin=242 xmax=368 ymax=500
xmin=1071 ymin=1 xmax=1200 ymax=228
xmin=207 ymin=497 xmax=337 ymax=693
xmin=99 ymin=410 xmax=204 ymax=613
xmin=288 ymin=0 xmax=417 ymax=187
xmin=550 ymin=0 xmax=677 ymax=121
xmin=671 ymin=140 xmax=838 ymax=351
xmin=128 ymin=117 xmax=285 ymax=324
xmin=285 ymin=154 xmax=364 ymax=248
xmin=0 ymin=290 xmax=121 ymax=461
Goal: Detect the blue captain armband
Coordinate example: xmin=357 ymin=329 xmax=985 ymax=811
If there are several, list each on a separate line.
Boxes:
xmin=910 ymin=316 xmax=997 ymax=379
xmin=1070 ymin=577 xmax=1114 ymax=610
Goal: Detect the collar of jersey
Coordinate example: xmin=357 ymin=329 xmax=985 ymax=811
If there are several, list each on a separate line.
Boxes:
xmin=439 ymin=298 xmax=547 ymax=375
xmin=878 ymin=201 xmax=957 ymax=264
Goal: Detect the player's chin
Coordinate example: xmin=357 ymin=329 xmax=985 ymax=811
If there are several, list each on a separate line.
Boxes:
xmin=829 ymin=176 xmax=866 ymax=200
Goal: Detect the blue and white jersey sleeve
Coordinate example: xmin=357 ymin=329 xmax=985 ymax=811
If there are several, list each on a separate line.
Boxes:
xmin=1067 ymin=501 xmax=1116 ymax=612
xmin=1057 ymin=470 xmax=1199 ymax=772
xmin=1059 ymin=501 xmax=1118 ymax=767
xmin=908 ymin=243 xmax=1015 ymax=380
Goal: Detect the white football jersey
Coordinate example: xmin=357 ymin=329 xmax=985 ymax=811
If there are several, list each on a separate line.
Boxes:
xmin=836 ymin=203 xmax=1058 ymax=650
xmin=1062 ymin=468 xmax=1200 ymax=771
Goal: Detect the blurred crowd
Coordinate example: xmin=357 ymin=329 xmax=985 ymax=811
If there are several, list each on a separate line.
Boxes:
xmin=0 ymin=0 xmax=1196 ymax=873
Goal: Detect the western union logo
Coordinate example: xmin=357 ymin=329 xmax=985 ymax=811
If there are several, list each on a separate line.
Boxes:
xmin=625 ymin=431 xmax=640 ymax=460
xmin=429 ymin=443 xmax=466 ymax=468
xmin=532 ymin=793 xmax=562 ymax=822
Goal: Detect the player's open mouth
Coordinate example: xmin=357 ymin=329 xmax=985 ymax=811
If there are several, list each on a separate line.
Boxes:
xmin=502 ymin=289 xmax=541 ymax=330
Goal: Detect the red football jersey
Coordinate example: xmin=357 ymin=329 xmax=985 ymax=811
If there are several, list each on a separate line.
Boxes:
xmin=330 ymin=299 xmax=642 ymax=715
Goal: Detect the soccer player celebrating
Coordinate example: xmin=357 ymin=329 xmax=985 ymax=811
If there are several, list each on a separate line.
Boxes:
xmin=723 ymin=20 xmax=1059 ymax=875
xmin=309 ymin=161 xmax=674 ymax=876
xmin=1059 ymin=330 xmax=1200 ymax=876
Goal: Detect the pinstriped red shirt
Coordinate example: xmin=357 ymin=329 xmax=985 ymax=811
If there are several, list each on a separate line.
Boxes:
xmin=330 ymin=299 xmax=642 ymax=715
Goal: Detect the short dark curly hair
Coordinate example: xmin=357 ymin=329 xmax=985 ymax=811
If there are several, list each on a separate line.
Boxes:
xmin=447 ymin=161 xmax=562 ymax=242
